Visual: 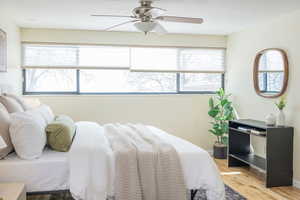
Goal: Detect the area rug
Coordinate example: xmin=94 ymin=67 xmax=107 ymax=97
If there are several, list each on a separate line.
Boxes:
xmin=27 ymin=184 xmax=246 ymax=200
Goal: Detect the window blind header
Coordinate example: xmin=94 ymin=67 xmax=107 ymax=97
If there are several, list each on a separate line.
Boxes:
xmin=22 ymin=44 xmax=226 ymax=73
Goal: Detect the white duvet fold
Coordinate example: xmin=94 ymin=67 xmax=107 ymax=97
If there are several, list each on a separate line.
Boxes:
xmin=69 ymin=122 xmax=114 ymax=200
xmin=69 ymin=122 xmax=225 ymax=200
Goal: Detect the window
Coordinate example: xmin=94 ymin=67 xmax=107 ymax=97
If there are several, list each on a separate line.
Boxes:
xmin=179 ymin=73 xmax=223 ymax=92
xmin=22 ymin=44 xmax=225 ymax=95
xmin=25 ymin=69 xmax=77 ymax=93
xmin=79 ymin=70 xmax=176 ymax=93
xmin=258 ymin=72 xmax=284 ymax=93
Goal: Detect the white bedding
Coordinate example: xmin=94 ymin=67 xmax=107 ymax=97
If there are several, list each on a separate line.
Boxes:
xmin=0 ymin=148 xmax=69 ymax=192
xmin=0 ymin=121 xmax=225 ymax=199
xmin=70 ymin=122 xmax=225 ymax=200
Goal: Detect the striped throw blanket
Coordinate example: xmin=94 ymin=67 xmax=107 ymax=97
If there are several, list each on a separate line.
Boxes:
xmin=104 ymin=124 xmax=187 ymax=200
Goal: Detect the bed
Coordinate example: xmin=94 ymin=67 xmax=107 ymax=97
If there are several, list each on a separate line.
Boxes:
xmin=0 ymin=148 xmax=69 ymax=192
xmin=0 ymin=121 xmax=225 ymax=200
xmin=0 ymin=83 xmax=225 ymax=200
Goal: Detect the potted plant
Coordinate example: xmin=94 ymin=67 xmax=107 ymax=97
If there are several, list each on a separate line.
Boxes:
xmin=275 ymin=96 xmax=287 ymax=127
xmin=208 ymin=88 xmax=235 ymax=159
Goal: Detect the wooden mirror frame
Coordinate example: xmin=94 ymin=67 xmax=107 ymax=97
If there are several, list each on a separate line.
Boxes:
xmin=253 ymin=48 xmax=289 ymax=98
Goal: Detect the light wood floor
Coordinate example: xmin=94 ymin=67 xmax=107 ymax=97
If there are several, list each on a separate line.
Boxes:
xmin=215 ymin=159 xmax=300 ymax=200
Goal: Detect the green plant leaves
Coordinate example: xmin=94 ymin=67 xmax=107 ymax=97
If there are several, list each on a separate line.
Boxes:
xmin=275 ymin=96 xmax=287 ymax=110
xmin=221 ymin=136 xmax=228 ymax=145
xmin=208 ymin=88 xmax=234 ymax=145
xmin=216 ymin=88 xmax=225 ymax=98
xmin=220 ymin=99 xmax=229 ymax=106
xmin=208 ymin=108 xmax=219 ymax=118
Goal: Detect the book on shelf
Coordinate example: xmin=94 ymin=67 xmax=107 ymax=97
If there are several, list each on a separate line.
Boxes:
xmin=237 ymin=126 xmax=266 ymax=136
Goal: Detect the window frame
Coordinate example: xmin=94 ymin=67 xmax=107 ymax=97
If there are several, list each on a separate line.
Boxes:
xmin=22 ymin=43 xmax=225 ymax=95
xmin=23 ymin=69 xmax=224 ymax=95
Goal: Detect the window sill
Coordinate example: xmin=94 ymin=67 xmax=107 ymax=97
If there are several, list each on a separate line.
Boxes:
xmin=23 ymin=92 xmax=216 ymax=97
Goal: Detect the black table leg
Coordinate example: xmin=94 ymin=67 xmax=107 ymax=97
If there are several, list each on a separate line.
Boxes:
xmin=191 ymin=189 xmax=198 ymax=200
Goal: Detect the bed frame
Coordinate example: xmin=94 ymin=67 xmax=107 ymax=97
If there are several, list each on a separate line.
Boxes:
xmin=28 ymin=189 xmax=200 ymax=200
xmin=191 ymin=189 xmax=198 ymax=199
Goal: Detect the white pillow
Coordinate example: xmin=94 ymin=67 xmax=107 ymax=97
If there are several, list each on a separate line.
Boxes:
xmin=9 ymin=109 xmax=47 ymax=160
xmin=37 ymin=104 xmax=55 ymax=124
xmin=3 ymin=93 xmax=31 ymax=111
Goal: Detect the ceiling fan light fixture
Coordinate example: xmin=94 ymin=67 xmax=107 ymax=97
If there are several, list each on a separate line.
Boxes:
xmin=134 ymin=21 xmax=157 ymax=34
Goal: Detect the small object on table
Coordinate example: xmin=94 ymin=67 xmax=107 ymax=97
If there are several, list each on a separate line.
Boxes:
xmin=237 ymin=127 xmax=250 ymax=132
xmin=250 ymin=129 xmax=267 ymax=136
xmin=265 ymin=113 xmax=276 ymax=126
xmin=275 ymin=96 xmax=287 ymax=127
xmin=0 ymin=183 xmax=26 ymax=200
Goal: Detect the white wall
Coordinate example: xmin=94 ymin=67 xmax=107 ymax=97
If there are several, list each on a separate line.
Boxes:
xmin=0 ymin=12 xmax=21 ymax=93
xmin=21 ymin=28 xmax=227 ymax=149
xmin=227 ymin=10 xmax=300 ymax=181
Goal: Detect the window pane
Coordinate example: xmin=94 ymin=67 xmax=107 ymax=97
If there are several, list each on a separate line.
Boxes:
xmin=259 ymin=72 xmax=283 ymax=92
xmin=179 ymin=49 xmax=225 ymax=72
xmin=131 ymin=48 xmax=177 ymax=71
xmin=80 ymin=70 xmax=176 ymax=93
xmin=24 ymin=45 xmax=78 ymax=66
xmin=259 ymin=50 xmax=284 ymax=71
xmin=268 ymin=72 xmax=284 ymax=92
xmin=179 ymin=73 xmax=222 ymax=92
xmin=78 ymin=46 xmax=130 ymax=67
xmin=25 ymin=69 xmax=77 ymax=92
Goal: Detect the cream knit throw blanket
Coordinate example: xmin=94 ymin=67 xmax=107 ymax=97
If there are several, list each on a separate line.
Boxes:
xmin=104 ymin=124 xmax=187 ymax=200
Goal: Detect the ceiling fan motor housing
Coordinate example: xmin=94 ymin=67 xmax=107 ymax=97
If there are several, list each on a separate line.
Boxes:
xmin=133 ymin=1 xmax=154 ymax=22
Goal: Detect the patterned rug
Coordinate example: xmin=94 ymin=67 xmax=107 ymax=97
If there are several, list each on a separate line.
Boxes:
xmin=27 ymin=185 xmax=246 ymax=200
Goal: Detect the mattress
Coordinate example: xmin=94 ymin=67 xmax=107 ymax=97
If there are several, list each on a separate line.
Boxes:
xmin=0 ymin=148 xmax=69 ymax=192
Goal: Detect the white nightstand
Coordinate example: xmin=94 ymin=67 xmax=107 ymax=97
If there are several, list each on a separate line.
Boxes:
xmin=0 ymin=183 xmax=26 ymax=200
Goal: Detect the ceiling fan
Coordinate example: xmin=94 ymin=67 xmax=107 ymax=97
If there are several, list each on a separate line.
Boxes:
xmin=91 ymin=0 xmax=204 ymax=35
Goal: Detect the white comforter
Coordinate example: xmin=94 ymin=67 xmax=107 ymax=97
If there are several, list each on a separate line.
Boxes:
xmin=69 ymin=122 xmax=225 ymax=200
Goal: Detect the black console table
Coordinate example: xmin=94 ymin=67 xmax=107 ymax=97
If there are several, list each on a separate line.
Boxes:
xmin=228 ymin=119 xmax=294 ymax=187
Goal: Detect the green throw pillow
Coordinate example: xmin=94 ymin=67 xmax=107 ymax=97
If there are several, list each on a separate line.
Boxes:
xmin=46 ymin=115 xmax=76 ymax=152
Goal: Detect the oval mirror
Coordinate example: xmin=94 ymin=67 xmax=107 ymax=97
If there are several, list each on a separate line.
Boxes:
xmin=253 ymin=48 xmax=289 ymax=98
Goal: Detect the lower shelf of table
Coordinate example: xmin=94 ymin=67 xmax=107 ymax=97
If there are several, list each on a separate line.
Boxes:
xmin=229 ymin=153 xmax=266 ymax=171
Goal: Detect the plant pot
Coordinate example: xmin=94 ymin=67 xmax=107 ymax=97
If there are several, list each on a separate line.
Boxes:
xmin=213 ymin=144 xmax=228 ymax=159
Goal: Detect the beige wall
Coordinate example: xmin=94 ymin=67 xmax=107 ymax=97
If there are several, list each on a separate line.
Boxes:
xmin=227 ymin=10 xmax=300 ymax=182
xmin=0 ymin=12 xmax=21 ymax=93
xmin=21 ymin=28 xmax=227 ymax=48
xmin=21 ymin=28 xmax=227 ymax=149
xmin=37 ymin=95 xmax=215 ymax=150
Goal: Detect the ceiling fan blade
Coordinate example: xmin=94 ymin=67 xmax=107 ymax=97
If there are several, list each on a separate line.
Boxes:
xmin=91 ymin=14 xmax=135 ymax=19
xmin=154 ymin=22 xmax=168 ymax=35
xmin=105 ymin=20 xmax=139 ymax=31
xmin=144 ymin=7 xmax=167 ymax=18
xmin=156 ymin=16 xmax=203 ymax=24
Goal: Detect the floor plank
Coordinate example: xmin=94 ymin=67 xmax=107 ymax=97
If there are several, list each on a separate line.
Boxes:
xmin=215 ymin=159 xmax=300 ymax=200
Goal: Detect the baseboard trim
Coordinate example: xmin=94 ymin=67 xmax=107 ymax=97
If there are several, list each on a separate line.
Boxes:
xmin=293 ymin=179 xmax=300 ymax=189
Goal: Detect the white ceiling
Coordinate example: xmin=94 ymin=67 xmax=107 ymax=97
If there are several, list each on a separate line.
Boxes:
xmin=2 ymin=0 xmax=300 ymax=35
